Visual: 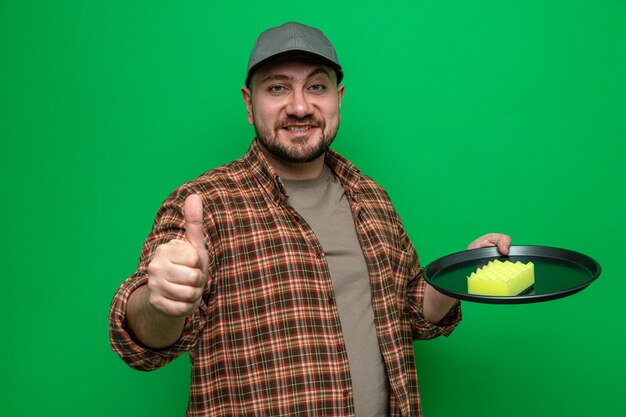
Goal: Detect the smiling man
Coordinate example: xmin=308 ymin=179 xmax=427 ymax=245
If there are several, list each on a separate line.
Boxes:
xmin=109 ymin=22 xmax=511 ymax=417
xmin=243 ymin=59 xmax=343 ymax=180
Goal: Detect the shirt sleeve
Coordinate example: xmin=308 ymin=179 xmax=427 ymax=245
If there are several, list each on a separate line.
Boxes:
xmin=408 ymin=267 xmax=462 ymax=340
xmin=108 ymin=186 xmax=215 ymax=371
xmin=396 ymin=218 xmax=462 ymax=340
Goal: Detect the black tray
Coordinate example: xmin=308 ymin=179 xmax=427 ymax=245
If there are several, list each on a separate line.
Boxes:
xmin=423 ymin=245 xmax=601 ymax=304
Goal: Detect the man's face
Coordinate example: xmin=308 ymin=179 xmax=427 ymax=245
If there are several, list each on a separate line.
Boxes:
xmin=242 ymin=58 xmax=345 ymax=164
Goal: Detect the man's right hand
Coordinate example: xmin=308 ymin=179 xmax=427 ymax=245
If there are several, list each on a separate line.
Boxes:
xmin=146 ymin=194 xmax=209 ymax=317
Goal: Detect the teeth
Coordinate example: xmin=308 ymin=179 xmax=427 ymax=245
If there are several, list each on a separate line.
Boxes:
xmin=287 ymin=126 xmax=310 ymax=132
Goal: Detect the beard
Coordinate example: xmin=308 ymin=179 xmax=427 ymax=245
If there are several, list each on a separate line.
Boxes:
xmin=254 ymin=115 xmax=339 ymax=163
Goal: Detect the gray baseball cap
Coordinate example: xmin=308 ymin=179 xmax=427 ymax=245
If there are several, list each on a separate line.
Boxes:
xmin=245 ymin=22 xmax=343 ymax=87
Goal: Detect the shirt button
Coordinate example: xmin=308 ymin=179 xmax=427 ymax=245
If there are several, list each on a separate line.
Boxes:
xmin=343 ymin=389 xmax=350 ymax=398
xmin=328 ymin=296 xmax=335 ymax=305
xmin=316 ymin=251 xmax=323 ymax=259
xmin=337 ymin=344 xmax=344 ymax=352
xmin=293 ymin=215 xmax=300 ymax=223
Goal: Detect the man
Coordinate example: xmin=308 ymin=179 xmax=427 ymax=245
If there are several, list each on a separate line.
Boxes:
xmin=109 ymin=22 xmax=511 ymax=416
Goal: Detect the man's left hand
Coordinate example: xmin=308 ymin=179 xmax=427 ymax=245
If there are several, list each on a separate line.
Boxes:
xmin=467 ymin=233 xmax=512 ymax=255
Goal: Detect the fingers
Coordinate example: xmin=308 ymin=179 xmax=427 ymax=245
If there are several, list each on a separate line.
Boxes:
xmin=467 ymin=233 xmax=512 ymax=255
xmin=147 ymin=249 xmax=207 ymax=317
xmin=148 ymin=255 xmax=206 ymax=286
xmin=150 ymin=279 xmax=204 ymax=303
xmin=184 ymin=194 xmax=206 ymax=253
xmin=467 ymin=236 xmax=490 ymax=250
xmin=144 ymin=193 xmax=210 ymax=318
xmin=495 ymin=234 xmax=512 ymax=255
xmin=147 ymin=282 xmax=204 ymax=317
xmin=156 ymin=239 xmax=203 ymax=269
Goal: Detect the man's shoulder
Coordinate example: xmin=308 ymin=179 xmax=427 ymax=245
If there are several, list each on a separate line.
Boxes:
xmin=325 ymin=149 xmax=392 ymax=201
xmin=358 ymin=174 xmax=389 ymax=194
xmin=193 ymin=157 xmax=249 ymax=189
xmin=165 ymin=156 xmax=256 ymax=204
xmin=356 ymin=173 xmax=394 ymax=206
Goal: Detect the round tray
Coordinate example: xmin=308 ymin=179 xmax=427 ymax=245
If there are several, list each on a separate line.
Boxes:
xmin=423 ymin=245 xmax=601 ymax=304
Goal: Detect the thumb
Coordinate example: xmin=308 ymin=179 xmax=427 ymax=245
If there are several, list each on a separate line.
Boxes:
xmin=183 ymin=194 xmax=207 ymax=255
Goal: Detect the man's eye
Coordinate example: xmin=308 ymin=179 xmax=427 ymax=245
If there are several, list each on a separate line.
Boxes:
xmin=309 ymin=84 xmax=326 ymax=92
xmin=270 ymin=85 xmax=285 ymax=93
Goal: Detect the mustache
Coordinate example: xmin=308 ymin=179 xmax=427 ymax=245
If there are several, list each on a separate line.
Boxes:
xmin=275 ymin=116 xmax=323 ymax=129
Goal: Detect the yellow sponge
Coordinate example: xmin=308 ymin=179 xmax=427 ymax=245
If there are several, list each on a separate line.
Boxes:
xmin=467 ymin=260 xmax=535 ymax=296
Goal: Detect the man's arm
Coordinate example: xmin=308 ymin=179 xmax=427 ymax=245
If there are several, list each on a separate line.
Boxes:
xmin=126 ymin=285 xmax=187 ymax=349
xmin=422 ymin=233 xmax=512 ymax=324
xmin=126 ymin=194 xmax=209 ymax=349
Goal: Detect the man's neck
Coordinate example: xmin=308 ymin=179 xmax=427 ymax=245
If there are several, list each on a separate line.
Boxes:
xmin=258 ymin=143 xmax=325 ymax=180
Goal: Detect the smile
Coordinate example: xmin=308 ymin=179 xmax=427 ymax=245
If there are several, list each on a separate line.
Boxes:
xmin=285 ymin=125 xmax=314 ymax=132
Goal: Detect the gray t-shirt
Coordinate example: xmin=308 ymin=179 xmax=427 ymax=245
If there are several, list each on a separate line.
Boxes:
xmin=283 ymin=165 xmax=390 ymax=417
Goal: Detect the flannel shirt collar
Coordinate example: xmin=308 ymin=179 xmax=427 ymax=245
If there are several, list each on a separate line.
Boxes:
xmin=243 ymin=139 xmax=363 ymax=205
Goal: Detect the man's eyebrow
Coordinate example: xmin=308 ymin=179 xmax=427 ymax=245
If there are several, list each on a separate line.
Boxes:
xmin=307 ymin=67 xmax=332 ymax=79
xmin=259 ymin=67 xmax=333 ymax=85
xmin=259 ymin=74 xmax=292 ymax=84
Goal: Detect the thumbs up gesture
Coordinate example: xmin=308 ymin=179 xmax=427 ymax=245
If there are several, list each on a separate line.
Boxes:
xmin=146 ymin=194 xmax=210 ymax=317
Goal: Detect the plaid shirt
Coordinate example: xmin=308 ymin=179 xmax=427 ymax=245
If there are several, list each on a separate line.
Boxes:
xmin=109 ymin=140 xmax=461 ymax=416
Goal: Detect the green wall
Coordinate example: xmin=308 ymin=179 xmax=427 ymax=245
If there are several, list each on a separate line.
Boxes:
xmin=2 ymin=1 xmax=625 ymax=416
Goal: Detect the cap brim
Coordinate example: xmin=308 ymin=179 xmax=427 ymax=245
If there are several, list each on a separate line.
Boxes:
xmin=245 ymin=50 xmax=343 ymax=87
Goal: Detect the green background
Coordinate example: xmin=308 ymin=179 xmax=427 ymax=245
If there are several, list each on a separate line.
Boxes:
xmin=2 ymin=1 xmax=625 ymax=416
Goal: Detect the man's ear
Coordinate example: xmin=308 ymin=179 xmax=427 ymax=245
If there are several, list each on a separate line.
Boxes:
xmin=241 ymin=87 xmax=254 ymax=125
xmin=338 ymin=84 xmax=345 ymax=109
xmin=337 ymin=84 xmax=345 ymax=122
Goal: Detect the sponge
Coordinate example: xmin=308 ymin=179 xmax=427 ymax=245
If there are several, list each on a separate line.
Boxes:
xmin=467 ymin=259 xmax=535 ymax=296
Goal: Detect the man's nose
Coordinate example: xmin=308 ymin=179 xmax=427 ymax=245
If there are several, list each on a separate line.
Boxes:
xmin=285 ymin=90 xmax=313 ymax=118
